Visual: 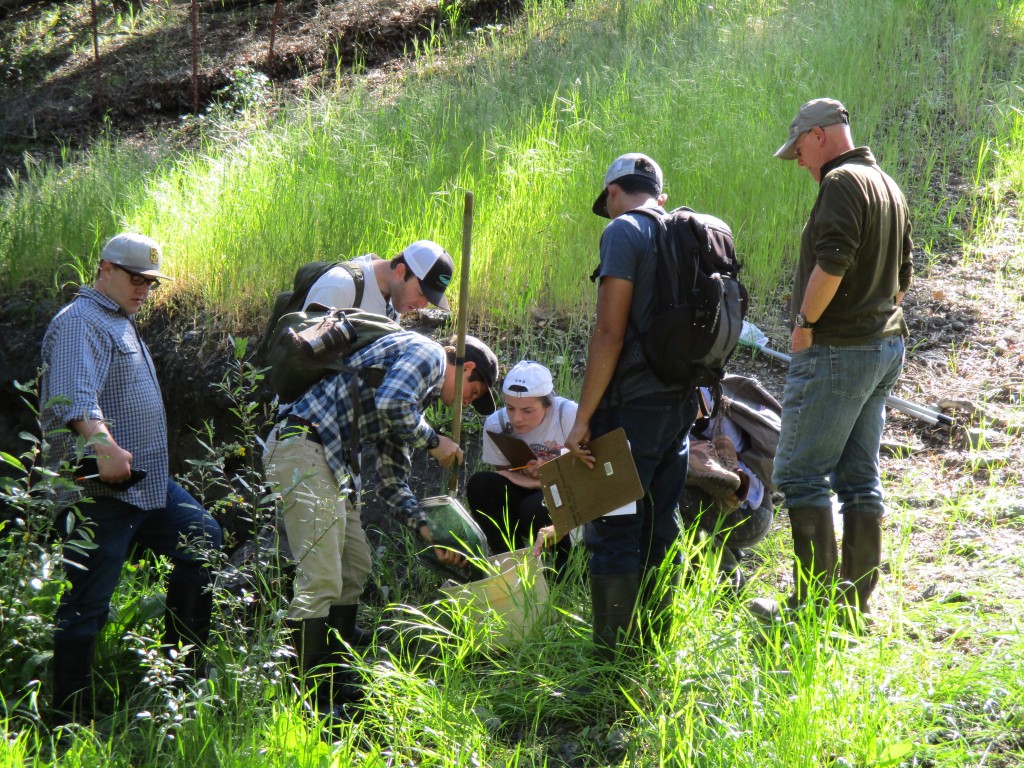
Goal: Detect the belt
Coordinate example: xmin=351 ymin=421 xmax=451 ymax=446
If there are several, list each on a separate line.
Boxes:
xmin=278 ymin=415 xmax=323 ymax=445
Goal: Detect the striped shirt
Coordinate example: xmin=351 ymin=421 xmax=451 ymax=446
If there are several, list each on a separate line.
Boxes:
xmin=283 ymin=330 xmax=444 ymax=515
xmin=41 ymin=286 xmax=168 ymax=510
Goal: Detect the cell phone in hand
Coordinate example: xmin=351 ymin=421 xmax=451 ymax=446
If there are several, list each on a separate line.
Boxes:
xmin=75 ymin=457 xmax=148 ymax=489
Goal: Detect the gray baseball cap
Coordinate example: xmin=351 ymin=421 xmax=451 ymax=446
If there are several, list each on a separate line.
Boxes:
xmin=100 ymin=232 xmax=173 ymax=280
xmin=592 ymin=153 xmax=663 ymax=218
xmin=774 ymin=98 xmax=850 ymax=160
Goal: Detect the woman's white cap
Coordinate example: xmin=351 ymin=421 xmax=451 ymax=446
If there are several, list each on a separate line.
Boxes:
xmin=502 ymin=360 xmax=554 ymax=398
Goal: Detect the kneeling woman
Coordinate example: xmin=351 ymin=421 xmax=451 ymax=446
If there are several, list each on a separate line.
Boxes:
xmin=467 ymin=361 xmax=577 ymax=573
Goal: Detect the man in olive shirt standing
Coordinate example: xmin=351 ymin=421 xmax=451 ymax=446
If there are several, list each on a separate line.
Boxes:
xmin=750 ymin=99 xmax=913 ymax=621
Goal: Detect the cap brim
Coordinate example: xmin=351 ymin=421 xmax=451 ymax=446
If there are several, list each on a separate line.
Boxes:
xmin=421 ymin=286 xmax=450 ymax=311
xmin=118 ymin=264 xmax=174 ymax=280
xmin=472 ymin=388 xmax=496 ymax=416
xmin=592 ymin=188 xmax=610 ymax=218
xmin=774 ymin=136 xmax=799 ymax=160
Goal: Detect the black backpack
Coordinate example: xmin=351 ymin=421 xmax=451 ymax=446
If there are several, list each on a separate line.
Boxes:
xmin=255 ymin=260 xmax=367 ymax=364
xmin=631 ymin=206 xmax=749 ymax=387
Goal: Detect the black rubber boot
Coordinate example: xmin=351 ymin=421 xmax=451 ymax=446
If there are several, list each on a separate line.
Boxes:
xmin=285 ymin=617 xmax=332 ymax=709
xmin=590 ymin=572 xmax=640 ymax=661
xmin=327 ymin=604 xmax=373 ymax=649
xmin=51 ymin=635 xmax=96 ymax=725
xmin=640 ymin=566 xmax=678 ymax=646
xmin=748 ymin=506 xmax=838 ymax=621
xmin=325 ymin=607 xmax=366 ymax=710
xmin=840 ymin=510 xmax=882 ymax=614
xmin=164 ymin=579 xmax=214 ymax=675
xmin=789 ymin=505 xmax=839 ymax=607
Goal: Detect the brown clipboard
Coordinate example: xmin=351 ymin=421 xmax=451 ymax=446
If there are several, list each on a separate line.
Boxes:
xmin=486 ymin=431 xmax=538 ymax=468
xmin=538 ymin=428 xmax=643 ymax=538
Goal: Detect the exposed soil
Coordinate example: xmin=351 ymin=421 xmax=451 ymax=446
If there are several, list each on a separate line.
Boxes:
xmin=1 ymin=0 xmax=522 ymax=178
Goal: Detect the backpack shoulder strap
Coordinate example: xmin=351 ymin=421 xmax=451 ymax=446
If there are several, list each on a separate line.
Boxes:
xmin=337 ymin=261 xmax=365 ymax=308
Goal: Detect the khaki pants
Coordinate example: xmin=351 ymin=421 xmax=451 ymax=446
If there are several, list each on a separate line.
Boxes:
xmin=264 ymin=430 xmax=372 ymax=619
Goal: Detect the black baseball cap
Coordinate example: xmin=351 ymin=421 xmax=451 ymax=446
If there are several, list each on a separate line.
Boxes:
xmin=459 ymin=334 xmax=499 ymax=415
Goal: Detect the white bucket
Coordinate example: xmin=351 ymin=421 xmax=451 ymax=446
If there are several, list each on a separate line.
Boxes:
xmin=439 ymin=547 xmax=550 ymax=649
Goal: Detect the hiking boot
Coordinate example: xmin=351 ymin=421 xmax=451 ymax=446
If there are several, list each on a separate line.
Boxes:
xmin=686 ymin=438 xmax=741 ymax=496
xmin=711 ymin=435 xmax=750 ymax=501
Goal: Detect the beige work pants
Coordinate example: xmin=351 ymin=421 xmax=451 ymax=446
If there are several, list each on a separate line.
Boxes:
xmin=264 ymin=430 xmax=372 ymax=619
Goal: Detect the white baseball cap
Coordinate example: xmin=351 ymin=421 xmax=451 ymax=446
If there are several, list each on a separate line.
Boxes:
xmin=100 ymin=232 xmax=173 ymax=280
xmin=502 ymin=360 xmax=554 ymax=398
xmin=402 ymin=240 xmax=453 ymax=310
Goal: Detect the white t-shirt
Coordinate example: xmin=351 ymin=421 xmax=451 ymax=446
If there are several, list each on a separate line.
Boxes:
xmin=303 ymin=253 xmax=394 ymax=318
xmin=481 ymin=396 xmax=578 ymax=466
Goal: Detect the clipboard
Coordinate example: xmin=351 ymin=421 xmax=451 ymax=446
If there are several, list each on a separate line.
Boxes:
xmin=486 ymin=430 xmax=538 ymax=468
xmin=537 ymin=428 xmax=643 ymax=537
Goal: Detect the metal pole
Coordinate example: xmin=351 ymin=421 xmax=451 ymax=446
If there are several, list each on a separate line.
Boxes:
xmin=738 ymin=322 xmax=952 ymax=427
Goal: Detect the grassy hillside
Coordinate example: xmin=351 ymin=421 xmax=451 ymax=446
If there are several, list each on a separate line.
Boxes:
xmin=1 ymin=0 xmax=1021 ymax=327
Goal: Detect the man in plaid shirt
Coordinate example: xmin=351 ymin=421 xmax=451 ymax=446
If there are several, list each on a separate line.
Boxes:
xmin=264 ymin=330 xmax=498 ymax=713
xmin=41 ymin=233 xmax=222 ymax=724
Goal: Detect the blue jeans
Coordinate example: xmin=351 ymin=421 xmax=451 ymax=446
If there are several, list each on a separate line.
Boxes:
xmin=773 ymin=335 xmax=905 ymax=514
xmin=584 ymin=392 xmax=697 ymax=576
xmin=55 ymin=480 xmax=222 ymax=642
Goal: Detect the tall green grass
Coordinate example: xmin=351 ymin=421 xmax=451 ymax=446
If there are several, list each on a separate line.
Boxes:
xmin=1 ymin=0 xmax=1021 ymax=326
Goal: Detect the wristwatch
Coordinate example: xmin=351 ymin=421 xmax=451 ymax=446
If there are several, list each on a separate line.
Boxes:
xmin=425 ymin=431 xmax=441 ymax=450
xmin=795 ymin=312 xmax=817 ymax=330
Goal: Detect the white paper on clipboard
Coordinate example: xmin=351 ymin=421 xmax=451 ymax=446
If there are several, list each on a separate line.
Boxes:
xmin=601 ymin=500 xmax=638 ymax=517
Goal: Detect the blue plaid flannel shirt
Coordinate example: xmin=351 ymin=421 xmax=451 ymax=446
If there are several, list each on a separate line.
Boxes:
xmin=41 ymin=286 xmax=169 ymax=510
xmin=283 ymin=330 xmax=444 ymax=521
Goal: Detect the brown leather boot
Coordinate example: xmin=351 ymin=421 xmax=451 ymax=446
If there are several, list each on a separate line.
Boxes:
xmin=711 ymin=435 xmax=750 ymax=502
xmin=686 ymin=437 xmax=741 ymax=496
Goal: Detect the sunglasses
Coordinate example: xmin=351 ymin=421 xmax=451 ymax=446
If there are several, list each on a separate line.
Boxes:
xmin=111 ymin=262 xmax=161 ymax=289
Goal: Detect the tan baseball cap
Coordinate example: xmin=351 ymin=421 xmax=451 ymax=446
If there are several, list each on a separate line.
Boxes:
xmin=774 ymin=98 xmax=850 ymax=160
xmin=100 ymin=232 xmax=173 ymax=280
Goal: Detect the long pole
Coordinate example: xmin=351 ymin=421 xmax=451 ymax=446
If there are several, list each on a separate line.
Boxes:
xmin=448 ymin=191 xmax=474 ymax=493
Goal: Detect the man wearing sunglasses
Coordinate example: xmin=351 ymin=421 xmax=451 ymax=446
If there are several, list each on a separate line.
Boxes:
xmin=40 ymin=232 xmax=222 ymax=724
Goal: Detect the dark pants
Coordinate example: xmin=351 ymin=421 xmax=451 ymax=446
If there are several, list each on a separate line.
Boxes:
xmin=466 ymin=471 xmax=571 ymax=570
xmin=466 ymin=471 xmax=550 ymax=552
xmin=584 ymin=392 xmax=697 ymax=577
xmin=680 ymin=486 xmax=775 ymax=550
xmin=55 ymin=480 xmax=222 ymax=642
